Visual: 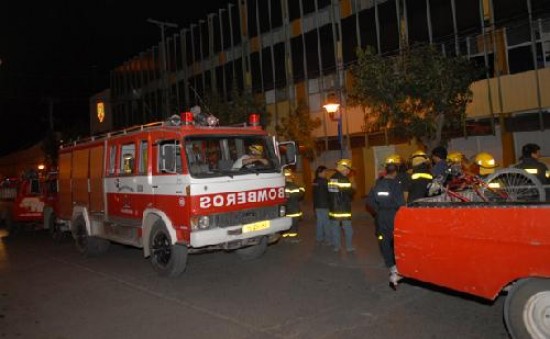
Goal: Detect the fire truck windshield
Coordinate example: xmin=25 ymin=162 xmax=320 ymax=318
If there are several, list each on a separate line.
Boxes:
xmin=184 ymin=135 xmax=279 ymax=178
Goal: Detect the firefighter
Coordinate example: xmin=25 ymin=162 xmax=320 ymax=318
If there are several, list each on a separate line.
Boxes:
xmin=366 ymin=159 xmax=406 ymax=287
xmin=282 ymin=168 xmax=304 ymax=242
xmin=515 ymin=143 xmax=549 ymax=188
xmin=385 ymin=154 xmax=410 ymax=195
xmin=328 ymin=159 xmax=355 ymax=253
xmin=233 ymin=144 xmax=268 ymax=169
xmin=407 ymin=150 xmax=432 ymax=203
xmin=430 ymin=146 xmax=448 ymax=177
xmin=473 ymin=152 xmax=498 ymax=178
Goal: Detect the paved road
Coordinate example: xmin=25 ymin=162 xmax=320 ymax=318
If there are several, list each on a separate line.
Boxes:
xmin=0 ymin=201 xmax=509 ymax=339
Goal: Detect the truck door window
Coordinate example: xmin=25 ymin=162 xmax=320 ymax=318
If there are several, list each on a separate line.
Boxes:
xmin=108 ymin=145 xmax=117 ymax=176
xmin=139 ymin=140 xmax=148 ymax=175
xmin=159 ymin=140 xmax=182 ymax=174
xmin=120 ymin=143 xmax=136 ymax=175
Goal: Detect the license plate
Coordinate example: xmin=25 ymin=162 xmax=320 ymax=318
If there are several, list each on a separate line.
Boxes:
xmin=242 ymin=220 xmax=270 ymax=233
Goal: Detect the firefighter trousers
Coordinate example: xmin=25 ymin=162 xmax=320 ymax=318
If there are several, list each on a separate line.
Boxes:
xmin=375 ymin=211 xmax=396 ymax=268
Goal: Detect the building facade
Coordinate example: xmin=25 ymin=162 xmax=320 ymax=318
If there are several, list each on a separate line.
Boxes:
xmin=91 ymin=0 xmax=550 ymax=194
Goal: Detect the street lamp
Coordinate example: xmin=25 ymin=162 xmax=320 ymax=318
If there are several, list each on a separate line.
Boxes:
xmin=323 ymin=93 xmax=343 ymax=158
xmin=147 ymin=18 xmax=178 ymax=119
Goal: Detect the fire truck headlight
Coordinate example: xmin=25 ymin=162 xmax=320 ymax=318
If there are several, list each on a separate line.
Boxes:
xmin=198 ymin=216 xmax=210 ymax=229
xmin=279 ymin=205 xmax=286 ymax=217
xmin=191 ymin=216 xmax=210 ymax=230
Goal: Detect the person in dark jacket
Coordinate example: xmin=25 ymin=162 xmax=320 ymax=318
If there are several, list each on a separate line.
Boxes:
xmin=283 ymin=168 xmax=304 ymax=242
xmin=328 ymin=159 xmax=355 ymax=253
xmin=515 ymin=143 xmax=549 ymax=185
xmin=312 ymin=165 xmax=331 ymax=245
xmin=430 ymin=146 xmax=448 ymax=178
xmin=407 ymin=150 xmax=432 ymax=203
xmin=515 ymin=143 xmax=549 ymax=199
xmin=366 ymin=161 xmax=406 ymax=287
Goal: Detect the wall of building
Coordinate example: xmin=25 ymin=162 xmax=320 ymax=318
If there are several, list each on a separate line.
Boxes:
xmin=92 ymin=0 xmax=550 ymax=197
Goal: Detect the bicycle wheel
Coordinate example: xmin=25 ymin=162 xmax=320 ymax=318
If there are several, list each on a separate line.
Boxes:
xmin=483 ymin=168 xmax=545 ymax=202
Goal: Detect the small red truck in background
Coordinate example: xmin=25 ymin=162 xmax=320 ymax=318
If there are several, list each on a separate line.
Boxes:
xmin=394 ymin=202 xmax=550 ymax=339
xmin=1 ymin=170 xmax=58 ymax=237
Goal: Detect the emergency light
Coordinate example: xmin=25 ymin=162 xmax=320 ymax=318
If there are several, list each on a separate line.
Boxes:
xmin=181 ymin=112 xmax=194 ymax=125
xmin=249 ymin=113 xmax=260 ymax=127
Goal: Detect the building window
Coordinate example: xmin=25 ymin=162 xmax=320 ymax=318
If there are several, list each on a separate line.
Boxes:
xmin=262 ymin=47 xmax=274 ymax=90
xmin=288 ymin=0 xmax=301 ymax=21
xmin=291 ymin=36 xmax=305 ymax=81
xmin=247 ymin=0 xmax=258 ymax=38
xmin=305 ymin=29 xmax=320 ymax=78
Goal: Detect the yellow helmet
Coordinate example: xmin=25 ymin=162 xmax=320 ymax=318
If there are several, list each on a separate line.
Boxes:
xmin=284 ymin=168 xmax=296 ymax=181
xmin=249 ymin=144 xmax=263 ymax=154
xmin=447 ymin=151 xmax=464 ymax=164
xmin=336 ymin=159 xmax=353 ymax=170
xmin=409 ymin=150 xmax=429 ymax=167
xmin=474 ymin=152 xmax=498 ymax=175
xmin=384 ymin=154 xmax=403 ymax=165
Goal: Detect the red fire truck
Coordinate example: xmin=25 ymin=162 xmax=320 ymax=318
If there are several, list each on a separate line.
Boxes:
xmin=1 ymin=170 xmax=58 ymax=237
xmin=54 ymin=111 xmax=296 ymax=277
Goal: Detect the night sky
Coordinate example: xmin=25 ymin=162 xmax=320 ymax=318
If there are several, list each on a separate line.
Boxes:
xmin=0 ymin=1 xmax=230 ymax=156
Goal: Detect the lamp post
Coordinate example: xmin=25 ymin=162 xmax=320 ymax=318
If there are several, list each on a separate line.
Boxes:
xmin=323 ymin=93 xmax=343 ymax=158
xmin=147 ymin=18 xmax=178 ymax=119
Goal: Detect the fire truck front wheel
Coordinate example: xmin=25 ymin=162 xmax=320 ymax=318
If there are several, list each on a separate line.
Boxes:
xmin=236 ymin=236 xmax=268 ymax=261
xmin=73 ymin=217 xmax=110 ymax=257
xmin=149 ymin=222 xmax=188 ymax=277
xmin=504 ymin=278 xmax=550 ymax=339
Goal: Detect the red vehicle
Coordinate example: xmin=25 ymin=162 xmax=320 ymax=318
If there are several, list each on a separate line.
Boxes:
xmin=54 ymin=111 xmax=297 ymax=276
xmin=3 ymin=170 xmax=58 ymax=237
xmin=395 ymin=202 xmax=550 ymax=339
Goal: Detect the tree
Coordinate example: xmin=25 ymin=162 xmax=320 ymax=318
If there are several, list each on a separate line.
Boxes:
xmin=348 ymin=44 xmax=482 ymax=149
xmin=202 ymin=84 xmax=269 ymax=127
xmin=276 ymin=101 xmax=321 ymax=160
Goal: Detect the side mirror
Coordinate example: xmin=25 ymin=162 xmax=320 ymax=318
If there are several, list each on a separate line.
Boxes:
xmin=279 ymin=141 xmax=297 ymax=167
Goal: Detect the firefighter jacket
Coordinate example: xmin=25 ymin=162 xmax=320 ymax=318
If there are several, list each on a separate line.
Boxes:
xmin=312 ymin=176 xmax=329 ymax=209
xmin=515 ymin=158 xmax=550 ymax=185
xmin=328 ymin=170 xmax=354 ymax=220
xmin=285 ymin=181 xmax=304 ymax=219
xmin=407 ymin=164 xmax=433 ymax=203
xmin=366 ymin=177 xmax=405 ymax=216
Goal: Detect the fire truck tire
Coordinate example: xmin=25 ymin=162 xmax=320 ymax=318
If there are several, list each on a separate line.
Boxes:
xmin=73 ymin=217 xmax=110 ymax=257
xmin=504 ymin=278 xmax=550 ymax=339
xmin=149 ymin=222 xmax=188 ymax=277
xmin=236 ymin=236 xmax=268 ymax=261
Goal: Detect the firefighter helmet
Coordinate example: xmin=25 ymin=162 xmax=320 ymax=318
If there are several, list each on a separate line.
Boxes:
xmin=447 ymin=151 xmax=464 ymax=164
xmin=384 ymin=154 xmax=403 ymax=165
xmin=336 ymin=159 xmax=353 ymax=171
xmin=249 ymin=144 xmax=264 ymax=154
xmin=284 ymin=168 xmax=294 ymax=179
xmin=409 ymin=150 xmax=429 ymax=167
xmin=474 ymin=152 xmax=498 ymax=176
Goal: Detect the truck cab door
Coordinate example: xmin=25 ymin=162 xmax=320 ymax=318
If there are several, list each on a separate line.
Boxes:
xmin=153 ymin=140 xmax=186 ymax=215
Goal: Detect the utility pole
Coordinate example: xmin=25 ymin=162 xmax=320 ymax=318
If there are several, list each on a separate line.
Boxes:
xmin=147 ymin=18 xmax=178 ymax=119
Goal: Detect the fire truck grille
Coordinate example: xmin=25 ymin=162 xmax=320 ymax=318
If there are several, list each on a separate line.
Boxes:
xmin=212 ymin=206 xmax=280 ymax=228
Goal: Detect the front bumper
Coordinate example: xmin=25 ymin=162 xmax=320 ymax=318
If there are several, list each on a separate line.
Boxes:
xmin=189 ymin=216 xmax=292 ymax=248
